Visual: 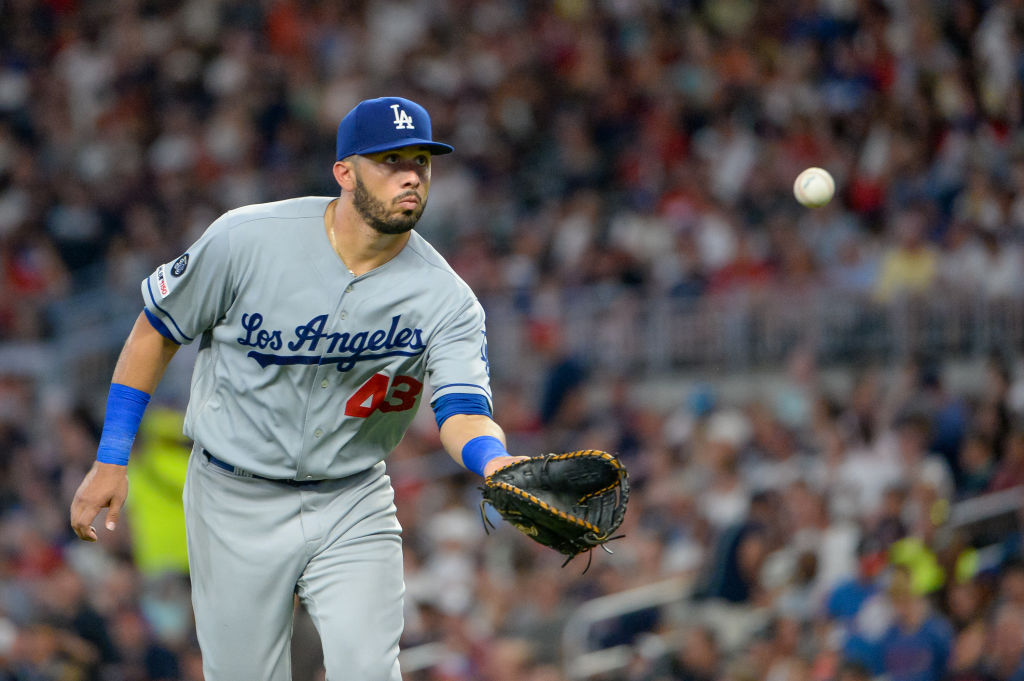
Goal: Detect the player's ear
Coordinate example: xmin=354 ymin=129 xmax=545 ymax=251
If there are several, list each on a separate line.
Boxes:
xmin=333 ymin=160 xmax=357 ymax=192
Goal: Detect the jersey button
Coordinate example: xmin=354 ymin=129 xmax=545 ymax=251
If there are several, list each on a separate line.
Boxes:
xmin=320 ymin=379 xmax=328 ymax=389
xmin=345 ymin=285 xmax=353 ymax=293
xmin=340 ymin=312 xmax=347 ymax=320
xmin=314 ymin=428 xmax=323 ymax=438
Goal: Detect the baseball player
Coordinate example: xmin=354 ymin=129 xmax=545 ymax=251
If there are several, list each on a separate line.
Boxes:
xmin=70 ymin=96 xmax=524 ymax=681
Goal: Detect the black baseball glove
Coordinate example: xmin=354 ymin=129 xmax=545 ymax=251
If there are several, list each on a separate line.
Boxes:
xmin=480 ymin=450 xmax=629 ymax=567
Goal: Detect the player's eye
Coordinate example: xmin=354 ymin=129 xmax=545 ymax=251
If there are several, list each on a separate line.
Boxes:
xmin=415 ymin=155 xmax=429 ymax=166
xmin=384 ymin=154 xmax=399 ymax=163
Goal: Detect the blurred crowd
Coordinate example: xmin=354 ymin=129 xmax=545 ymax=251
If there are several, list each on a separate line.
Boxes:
xmin=3 ymin=0 xmax=1024 ymax=339
xmin=4 ymin=0 xmax=1024 ymax=680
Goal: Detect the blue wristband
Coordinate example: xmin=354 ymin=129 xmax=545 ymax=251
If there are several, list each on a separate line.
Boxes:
xmin=96 ymin=383 xmax=152 ymax=466
xmin=461 ymin=435 xmax=507 ymax=476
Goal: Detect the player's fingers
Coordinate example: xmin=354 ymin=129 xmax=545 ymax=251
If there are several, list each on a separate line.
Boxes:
xmin=104 ymin=492 xmax=127 ymax=531
xmin=70 ymin=501 xmax=99 ymax=542
xmin=70 ymin=522 xmax=96 ymax=541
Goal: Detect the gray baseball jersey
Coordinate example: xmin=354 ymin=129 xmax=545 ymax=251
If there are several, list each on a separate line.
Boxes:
xmin=142 ymin=196 xmax=491 ymax=480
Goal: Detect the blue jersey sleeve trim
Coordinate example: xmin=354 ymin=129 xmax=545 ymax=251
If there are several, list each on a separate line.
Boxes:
xmin=431 ymin=382 xmax=492 ymax=398
xmin=432 ymin=393 xmax=492 ymax=429
xmin=144 ymin=309 xmax=180 ymax=344
xmin=145 ymin=279 xmax=194 ymax=342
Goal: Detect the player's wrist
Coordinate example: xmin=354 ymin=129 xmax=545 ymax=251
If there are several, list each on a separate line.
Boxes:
xmin=94 ymin=461 xmax=129 ymax=471
xmin=461 ymin=435 xmax=508 ymax=477
xmin=483 ymin=455 xmax=527 ymax=477
xmin=95 ymin=383 xmax=151 ymax=466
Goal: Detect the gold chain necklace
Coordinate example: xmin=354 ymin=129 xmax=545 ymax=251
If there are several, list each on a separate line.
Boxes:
xmin=325 ymin=203 xmax=356 ymax=276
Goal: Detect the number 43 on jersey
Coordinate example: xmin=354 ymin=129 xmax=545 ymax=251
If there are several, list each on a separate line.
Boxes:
xmin=344 ymin=373 xmax=423 ymax=417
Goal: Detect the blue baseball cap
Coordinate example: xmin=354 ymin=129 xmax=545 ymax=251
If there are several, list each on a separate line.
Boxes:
xmin=335 ymin=96 xmax=454 ymax=161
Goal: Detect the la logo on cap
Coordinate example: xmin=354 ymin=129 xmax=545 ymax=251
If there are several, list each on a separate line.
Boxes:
xmin=390 ymin=104 xmax=415 ymax=130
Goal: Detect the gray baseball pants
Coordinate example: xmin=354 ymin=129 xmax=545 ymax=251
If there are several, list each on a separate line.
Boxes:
xmin=183 ymin=446 xmax=404 ymax=681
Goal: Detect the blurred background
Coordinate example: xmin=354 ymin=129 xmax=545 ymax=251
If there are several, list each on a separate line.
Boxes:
xmin=3 ymin=0 xmax=1024 ymax=679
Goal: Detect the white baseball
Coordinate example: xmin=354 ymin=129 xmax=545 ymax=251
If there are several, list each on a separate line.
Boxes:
xmin=793 ymin=167 xmax=835 ymax=208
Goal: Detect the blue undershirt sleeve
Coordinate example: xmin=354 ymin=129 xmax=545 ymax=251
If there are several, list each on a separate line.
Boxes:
xmin=432 ymin=393 xmax=492 ymax=429
xmin=144 ymin=308 xmax=180 ymax=344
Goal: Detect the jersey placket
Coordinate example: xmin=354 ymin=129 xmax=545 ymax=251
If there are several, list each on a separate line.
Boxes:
xmin=296 ymin=278 xmax=357 ymax=480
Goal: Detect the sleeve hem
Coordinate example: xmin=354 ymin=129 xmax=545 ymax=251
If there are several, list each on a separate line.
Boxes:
xmin=143 ymin=309 xmax=181 ymax=344
xmin=142 ymin=278 xmax=194 ymax=344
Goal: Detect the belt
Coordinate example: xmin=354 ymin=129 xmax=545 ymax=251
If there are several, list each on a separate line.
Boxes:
xmin=202 ymin=449 xmax=321 ymax=487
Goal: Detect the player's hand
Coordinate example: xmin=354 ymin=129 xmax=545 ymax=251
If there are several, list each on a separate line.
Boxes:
xmin=483 ymin=455 xmax=529 ymax=477
xmin=70 ymin=462 xmax=129 ymax=542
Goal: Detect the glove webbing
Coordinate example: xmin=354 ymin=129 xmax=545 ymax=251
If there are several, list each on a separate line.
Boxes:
xmin=579 ymin=477 xmax=625 ymax=503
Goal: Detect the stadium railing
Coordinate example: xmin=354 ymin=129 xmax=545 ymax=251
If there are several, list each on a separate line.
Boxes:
xmin=17 ymin=286 xmax=1023 ymax=400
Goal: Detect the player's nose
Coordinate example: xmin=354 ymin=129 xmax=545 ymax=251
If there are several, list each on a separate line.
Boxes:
xmin=392 ymin=159 xmax=426 ymax=185
xmin=399 ymin=168 xmax=423 ymax=188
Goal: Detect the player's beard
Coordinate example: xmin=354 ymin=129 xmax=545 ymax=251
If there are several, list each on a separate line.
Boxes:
xmin=352 ymin=176 xmax=424 ymax=235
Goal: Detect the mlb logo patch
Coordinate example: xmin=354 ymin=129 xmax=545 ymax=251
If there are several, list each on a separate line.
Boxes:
xmin=157 ymin=266 xmax=169 ymax=297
